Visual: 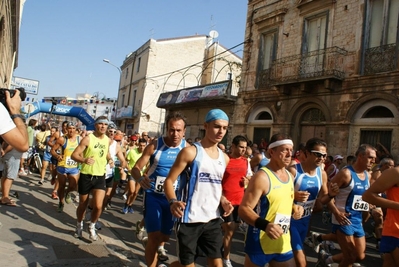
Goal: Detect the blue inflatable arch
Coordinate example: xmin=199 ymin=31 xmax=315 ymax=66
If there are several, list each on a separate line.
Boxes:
xmin=24 ymin=101 xmax=96 ymax=130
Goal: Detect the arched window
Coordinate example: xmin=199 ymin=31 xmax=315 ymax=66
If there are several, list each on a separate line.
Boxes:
xmin=301 ymin=108 xmax=326 ymax=123
xmin=362 ymin=106 xmax=394 ymax=118
xmin=256 ymin=111 xmax=272 ymax=120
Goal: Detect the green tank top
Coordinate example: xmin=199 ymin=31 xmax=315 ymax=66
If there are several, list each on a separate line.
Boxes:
xmin=80 ymin=133 xmax=109 ymax=176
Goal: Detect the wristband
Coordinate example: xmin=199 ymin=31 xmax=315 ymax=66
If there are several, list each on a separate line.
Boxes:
xmin=254 ymin=217 xmax=270 ymax=231
xmin=137 ymin=176 xmax=144 ymax=183
xmin=10 ymin=114 xmax=26 ymax=122
xmin=169 ymin=198 xmax=177 ymax=206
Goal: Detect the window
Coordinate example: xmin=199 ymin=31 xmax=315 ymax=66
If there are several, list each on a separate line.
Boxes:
xmin=362 ymin=106 xmax=394 ymax=118
xmin=125 ymin=68 xmax=128 ymax=79
xmin=137 ymin=57 xmax=141 ymax=73
xmin=256 ymin=111 xmax=272 ymax=120
xmin=360 ymin=130 xmax=392 ymax=151
xmin=256 ymin=30 xmax=278 ymax=88
xmin=122 ymin=94 xmax=125 ymax=107
xmin=363 ymin=0 xmax=399 ymax=74
xmin=301 ymin=12 xmax=328 ymax=76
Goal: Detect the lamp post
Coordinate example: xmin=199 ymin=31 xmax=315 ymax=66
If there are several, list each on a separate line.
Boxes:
xmin=103 ymin=59 xmax=122 ymax=123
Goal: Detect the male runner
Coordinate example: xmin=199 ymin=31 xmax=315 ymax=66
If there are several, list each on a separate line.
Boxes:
xmin=238 ymin=133 xmax=303 ymax=267
xmin=131 ymin=112 xmax=187 ymax=267
xmin=71 ymin=116 xmax=112 ymax=241
xmin=51 ymin=122 xmax=80 ymax=212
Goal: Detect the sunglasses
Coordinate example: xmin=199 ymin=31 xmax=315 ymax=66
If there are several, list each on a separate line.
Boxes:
xmin=310 ymin=150 xmax=327 ymax=158
xmin=108 ymin=130 xmax=116 ymax=134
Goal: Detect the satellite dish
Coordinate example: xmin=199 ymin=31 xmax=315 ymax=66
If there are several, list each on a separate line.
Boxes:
xmin=209 ymin=30 xmax=219 ymax=39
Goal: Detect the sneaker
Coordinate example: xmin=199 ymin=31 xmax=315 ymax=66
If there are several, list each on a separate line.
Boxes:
xmin=141 ymin=236 xmax=148 ymax=248
xmin=157 ymin=247 xmax=169 ymax=261
xmin=128 ymin=206 xmax=134 ymax=214
xmin=115 ymin=186 xmax=121 ymax=194
xmin=74 ymin=195 xmax=79 ymax=203
xmin=122 ymin=193 xmax=127 ymax=200
xmin=51 ymin=191 xmax=59 ymax=200
xmin=106 ymin=200 xmax=112 ymax=210
xmin=315 ymin=249 xmax=331 ymax=267
xmin=74 ymin=224 xmax=83 ymax=238
xmin=19 ymin=169 xmax=27 ymax=176
xmin=311 ymin=232 xmax=321 ymax=252
xmin=95 ymin=221 xmax=102 ymax=230
xmin=304 ymin=236 xmax=314 ymax=248
xmin=57 ymin=202 xmax=64 ymax=213
xmin=65 ymin=192 xmax=72 ymax=204
xmin=319 ymin=241 xmax=331 ymax=254
xmin=122 ymin=204 xmax=129 ymax=214
xmin=327 ymin=240 xmax=336 ymax=251
xmin=38 ymin=181 xmax=43 ymax=185
xmin=88 ymin=224 xmax=98 ymax=241
xmin=223 ymin=259 xmax=233 ymax=267
xmin=136 ymin=220 xmax=146 ymax=240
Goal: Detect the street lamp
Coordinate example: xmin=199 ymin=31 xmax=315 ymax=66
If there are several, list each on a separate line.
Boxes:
xmin=103 ymin=59 xmax=122 ymax=123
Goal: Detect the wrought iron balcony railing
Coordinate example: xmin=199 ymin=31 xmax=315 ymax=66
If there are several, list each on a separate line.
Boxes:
xmin=257 ymin=46 xmax=347 ymax=88
xmin=364 ymin=43 xmax=398 ymax=75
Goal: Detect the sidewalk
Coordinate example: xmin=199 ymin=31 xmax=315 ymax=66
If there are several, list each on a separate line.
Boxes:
xmin=0 ymin=173 xmax=141 ymax=267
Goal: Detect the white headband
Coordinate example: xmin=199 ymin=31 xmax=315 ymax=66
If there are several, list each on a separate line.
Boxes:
xmin=268 ymin=139 xmax=294 ymax=149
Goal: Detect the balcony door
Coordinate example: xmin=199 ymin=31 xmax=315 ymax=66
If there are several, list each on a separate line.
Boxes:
xmin=301 ymin=13 xmax=328 ymax=77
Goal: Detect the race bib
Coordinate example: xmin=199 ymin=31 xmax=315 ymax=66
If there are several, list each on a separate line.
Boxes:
xmin=154 ymin=176 xmax=177 ymax=194
xmin=274 ymin=213 xmax=291 ymax=234
xmin=297 ymin=200 xmax=315 ymax=218
xmin=352 ymin=195 xmax=369 ymax=211
xmin=65 ymin=156 xmax=77 ymax=167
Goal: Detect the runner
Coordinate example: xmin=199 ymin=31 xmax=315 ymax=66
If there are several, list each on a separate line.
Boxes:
xmin=71 ymin=116 xmax=112 ymax=241
xmin=51 ymin=121 xmax=81 ymax=213
xmin=165 ymin=109 xmax=233 ymax=267
xmin=131 ymin=112 xmax=187 ymax=267
xmin=238 ymin=133 xmax=303 ymax=267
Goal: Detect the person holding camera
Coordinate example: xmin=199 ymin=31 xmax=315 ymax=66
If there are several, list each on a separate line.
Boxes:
xmin=0 ymin=89 xmax=28 ymax=152
xmin=0 ymin=89 xmax=29 ymax=206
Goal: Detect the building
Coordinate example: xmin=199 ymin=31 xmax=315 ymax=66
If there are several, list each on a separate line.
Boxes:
xmin=233 ymin=0 xmax=399 ymax=160
xmin=0 ymin=0 xmax=25 ymax=88
xmin=115 ymin=34 xmax=242 ymax=138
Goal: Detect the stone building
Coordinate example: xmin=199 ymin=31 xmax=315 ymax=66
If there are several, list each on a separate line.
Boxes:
xmin=0 ymin=0 xmax=25 ymax=88
xmin=116 ymin=34 xmax=241 ymax=138
xmin=233 ymin=0 xmax=399 ymax=160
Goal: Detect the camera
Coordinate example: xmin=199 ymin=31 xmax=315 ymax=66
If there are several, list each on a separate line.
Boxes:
xmin=0 ymin=87 xmax=27 ymax=111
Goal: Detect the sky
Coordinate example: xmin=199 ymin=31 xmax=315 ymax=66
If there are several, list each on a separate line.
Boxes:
xmin=14 ymin=0 xmax=248 ymax=101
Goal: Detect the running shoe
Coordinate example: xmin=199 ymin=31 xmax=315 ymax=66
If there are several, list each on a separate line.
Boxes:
xmin=19 ymin=169 xmax=27 ymax=176
xmin=322 ymin=211 xmax=331 ymax=225
xmin=74 ymin=223 xmax=83 ymax=239
xmin=315 ymin=249 xmax=332 ymax=267
xmin=304 ymin=236 xmax=314 ymax=248
xmin=311 ymin=231 xmax=321 ymax=252
xmin=38 ymin=181 xmax=43 ymax=185
xmin=106 ymin=200 xmax=112 ymax=210
xmin=122 ymin=204 xmax=129 ymax=214
xmin=57 ymin=202 xmax=64 ymax=213
xmin=88 ymin=224 xmax=98 ymax=241
xmin=157 ymin=247 xmax=169 ymax=261
xmin=95 ymin=221 xmax=102 ymax=230
xmin=141 ymin=236 xmax=148 ymax=248
xmin=223 ymin=259 xmax=233 ymax=267
xmin=122 ymin=193 xmax=127 ymax=200
xmin=65 ymin=192 xmax=72 ymax=204
xmin=136 ymin=220 xmax=146 ymax=240
xmin=51 ymin=191 xmax=59 ymax=200
xmin=128 ymin=206 xmax=134 ymax=214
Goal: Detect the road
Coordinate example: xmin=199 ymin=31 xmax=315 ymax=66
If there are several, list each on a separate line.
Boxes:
xmin=0 ymin=172 xmax=383 ymax=266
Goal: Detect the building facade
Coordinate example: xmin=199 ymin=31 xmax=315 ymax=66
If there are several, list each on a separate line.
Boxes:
xmin=233 ymin=0 xmax=399 ymax=160
xmin=0 ymin=0 xmax=25 ymax=88
xmin=115 ymin=35 xmax=242 ymax=138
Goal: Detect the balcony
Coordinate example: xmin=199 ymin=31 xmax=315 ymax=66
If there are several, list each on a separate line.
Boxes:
xmin=257 ymin=46 xmax=347 ymax=89
xmin=364 ymin=43 xmax=398 ymax=75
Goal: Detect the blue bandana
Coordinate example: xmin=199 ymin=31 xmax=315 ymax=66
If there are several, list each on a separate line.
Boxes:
xmin=205 ymin=109 xmax=229 ymax=123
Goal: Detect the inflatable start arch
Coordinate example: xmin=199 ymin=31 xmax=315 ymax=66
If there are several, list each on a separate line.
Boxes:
xmin=24 ymin=101 xmax=96 ymax=130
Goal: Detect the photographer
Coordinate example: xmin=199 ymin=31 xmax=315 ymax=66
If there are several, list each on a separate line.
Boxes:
xmin=0 ymin=90 xmax=28 ymax=152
